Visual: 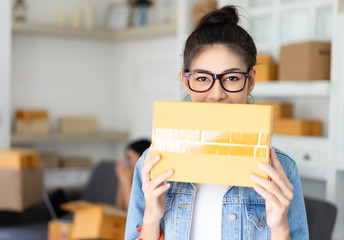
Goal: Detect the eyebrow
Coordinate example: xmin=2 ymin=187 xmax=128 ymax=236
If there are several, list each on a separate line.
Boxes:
xmin=191 ymin=67 xmax=243 ymax=73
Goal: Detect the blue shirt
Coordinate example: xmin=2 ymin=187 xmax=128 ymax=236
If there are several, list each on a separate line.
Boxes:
xmin=125 ymin=147 xmax=309 ymax=240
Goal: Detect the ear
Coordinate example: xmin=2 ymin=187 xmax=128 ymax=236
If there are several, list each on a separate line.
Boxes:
xmin=179 ymin=70 xmax=190 ymax=93
xmin=247 ymin=68 xmax=256 ymax=95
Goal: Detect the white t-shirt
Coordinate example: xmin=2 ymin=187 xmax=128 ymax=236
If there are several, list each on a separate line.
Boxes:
xmin=189 ymin=183 xmax=229 ymax=240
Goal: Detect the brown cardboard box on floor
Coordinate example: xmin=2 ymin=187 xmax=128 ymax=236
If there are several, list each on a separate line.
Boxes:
xmin=61 ymin=201 xmax=126 ymax=240
xmin=273 ymin=118 xmax=322 ymax=136
xmin=48 ymin=220 xmax=74 ymax=240
xmin=257 ymin=102 xmax=293 ymax=119
xmin=58 ymin=117 xmax=97 ymax=134
xmin=0 ymin=148 xmax=40 ymax=170
xmin=0 ymin=167 xmax=43 ymax=211
xmin=254 ymin=55 xmax=277 ymax=81
xmin=193 ymin=1 xmax=217 ymax=27
xmin=278 ymin=41 xmax=331 ymax=80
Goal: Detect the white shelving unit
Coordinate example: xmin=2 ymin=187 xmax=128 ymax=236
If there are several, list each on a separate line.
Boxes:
xmin=11 ymin=130 xmax=129 ymax=145
xmin=253 ymin=80 xmax=331 ymax=97
xmin=9 ymin=9 xmax=177 ymax=191
xmin=12 ymin=22 xmax=177 ymax=41
xmin=216 ymin=0 xmax=344 ymax=239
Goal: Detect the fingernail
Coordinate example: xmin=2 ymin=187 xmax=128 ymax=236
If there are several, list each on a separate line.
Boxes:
xmin=250 ymin=174 xmax=256 ymax=180
xmin=254 ymin=185 xmax=260 ymax=191
xmin=165 ymin=183 xmax=171 ymax=188
xmin=154 ymin=155 xmax=160 ymax=161
xmin=168 ymin=169 xmax=173 ymax=174
xmin=258 ymin=163 xmax=265 ymax=169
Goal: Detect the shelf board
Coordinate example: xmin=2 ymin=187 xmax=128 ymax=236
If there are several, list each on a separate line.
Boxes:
xmin=253 ymin=80 xmax=331 ymax=98
xmin=11 ymin=130 xmax=129 ymax=145
xmin=12 ymin=22 xmax=176 ymax=40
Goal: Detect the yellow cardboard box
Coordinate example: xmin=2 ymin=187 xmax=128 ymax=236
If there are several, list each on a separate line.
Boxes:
xmin=257 ymin=102 xmax=293 ymax=119
xmin=48 ymin=220 xmax=74 ymax=240
xmin=254 ymin=55 xmax=277 ymax=81
xmin=150 ymin=101 xmax=273 ymax=187
xmin=61 ymin=201 xmax=126 ymax=240
xmin=273 ymin=118 xmax=322 ymax=136
xmin=0 ymin=148 xmax=39 ymax=170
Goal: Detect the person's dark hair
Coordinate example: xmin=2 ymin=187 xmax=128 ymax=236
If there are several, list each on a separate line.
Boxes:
xmin=127 ymin=139 xmax=151 ymax=156
xmin=183 ymin=5 xmax=256 ymax=72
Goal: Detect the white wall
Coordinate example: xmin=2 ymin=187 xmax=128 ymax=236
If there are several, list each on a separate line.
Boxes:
xmin=0 ymin=0 xmax=11 ymax=149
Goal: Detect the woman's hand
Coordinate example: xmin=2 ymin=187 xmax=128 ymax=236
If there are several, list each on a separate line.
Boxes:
xmin=115 ymin=157 xmax=133 ymax=184
xmin=140 ymin=148 xmax=173 ymax=239
xmin=250 ymin=148 xmax=293 ymax=239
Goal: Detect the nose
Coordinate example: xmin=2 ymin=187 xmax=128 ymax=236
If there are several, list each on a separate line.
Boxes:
xmin=209 ymin=78 xmax=227 ymax=102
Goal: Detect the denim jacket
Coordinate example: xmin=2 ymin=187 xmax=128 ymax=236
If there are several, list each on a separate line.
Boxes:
xmin=125 ymin=147 xmax=309 ymax=240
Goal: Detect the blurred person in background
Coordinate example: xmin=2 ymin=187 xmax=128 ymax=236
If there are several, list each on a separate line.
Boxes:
xmin=115 ymin=139 xmax=151 ymax=211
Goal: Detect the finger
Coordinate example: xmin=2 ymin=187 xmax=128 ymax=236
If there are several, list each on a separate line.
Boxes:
xmin=253 ymin=184 xmax=282 ymax=207
xmin=141 ymin=148 xmax=158 ymax=183
xmin=251 ymin=174 xmax=291 ymax=206
xmin=257 ymin=163 xmax=294 ymax=200
xmin=149 ymin=169 xmax=174 ymax=190
xmin=270 ymin=148 xmax=288 ymax=180
xmin=151 ymin=183 xmax=171 ymax=198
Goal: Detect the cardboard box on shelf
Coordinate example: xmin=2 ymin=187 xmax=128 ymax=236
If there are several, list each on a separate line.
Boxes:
xmin=15 ymin=119 xmax=50 ymax=134
xmin=257 ymin=102 xmax=293 ymax=119
xmin=61 ymin=201 xmax=126 ymax=240
xmin=0 ymin=148 xmax=39 ymax=170
xmin=48 ymin=220 xmax=74 ymax=240
xmin=58 ymin=117 xmax=97 ymax=134
xmin=40 ymin=153 xmax=60 ymax=169
xmin=193 ymin=0 xmax=217 ymax=27
xmin=150 ymin=101 xmax=273 ymax=187
xmin=254 ymin=55 xmax=277 ymax=81
xmin=60 ymin=157 xmax=92 ymax=168
xmin=273 ymin=118 xmax=322 ymax=136
xmin=16 ymin=110 xmax=48 ymax=120
xmin=278 ymin=41 xmax=331 ymax=80
xmin=0 ymin=168 xmax=43 ymax=211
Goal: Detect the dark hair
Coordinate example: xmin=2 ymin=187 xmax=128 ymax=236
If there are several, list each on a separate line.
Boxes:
xmin=183 ymin=5 xmax=256 ymax=72
xmin=127 ymin=139 xmax=151 ymax=156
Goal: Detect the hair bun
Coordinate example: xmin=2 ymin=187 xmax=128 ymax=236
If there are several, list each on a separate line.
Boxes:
xmin=197 ymin=5 xmax=239 ymax=27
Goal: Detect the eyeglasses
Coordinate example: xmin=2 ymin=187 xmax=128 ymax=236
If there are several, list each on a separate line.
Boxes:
xmin=184 ymin=70 xmax=250 ymax=93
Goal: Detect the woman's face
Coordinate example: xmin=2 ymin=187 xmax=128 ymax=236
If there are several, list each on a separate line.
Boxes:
xmin=125 ymin=149 xmax=141 ymax=168
xmin=180 ymin=44 xmax=255 ymax=104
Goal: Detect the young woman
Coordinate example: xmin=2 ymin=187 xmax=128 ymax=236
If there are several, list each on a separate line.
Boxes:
xmin=115 ymin=139 xmax=151 ymax=211
xmin=124 ymin=6 xmax=308 ymax=240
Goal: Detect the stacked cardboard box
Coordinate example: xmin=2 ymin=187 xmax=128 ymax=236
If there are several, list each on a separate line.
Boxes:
xmin=58 ymin=117 xmax=97 ymax=134
xmin=15 ymin=110 xmax=50 ymax=134
xmin=257 ymin=102 xmax=322 ymax=136
xmin=60 ymin=157 xmax=92 ymax=168
xmin=0 ymin=149 xmax=43 ymax=212
xmin=278 ymin=41 xmax=331 ymax=81
xmin=254 ymin=55 xmax=277 ymax=81
xmin=48 ymin=201 xmax=126 ymax=240
xmin=40 ymin=153 xmax=60 ymax=169
xmin=192 ymin=1 xmax=217 ymax=27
